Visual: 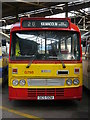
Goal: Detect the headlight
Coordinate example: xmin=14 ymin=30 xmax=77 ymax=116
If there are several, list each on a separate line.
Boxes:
xmin=73 ymin=78 xmax=79 ymax=85
xmin=12 ymin=80 xmax=18 ymax=86
xmin=66 ymin=79 xmax=72 ymax=86
xmin=19 ymin=80 xmax=26 ymax=86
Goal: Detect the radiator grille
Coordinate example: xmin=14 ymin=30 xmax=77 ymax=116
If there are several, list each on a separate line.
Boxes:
xmin=28 ymin=88 xmax=64 ymax=98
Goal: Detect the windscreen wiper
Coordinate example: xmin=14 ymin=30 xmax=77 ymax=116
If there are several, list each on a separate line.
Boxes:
xmin=58 ymin=50 xmax=66 ymax=68
xmin=26 ymin=52 xmax=38 ymax=68
xmin=52 ymin=48 xmax=66 ymax=68
xmin=48 ymin=55 xmax=66 ymax=68
xmin=61 ymin=60 xmax=66 ymax=68
xmin=26 ymin=34 xmax=40 ymax=68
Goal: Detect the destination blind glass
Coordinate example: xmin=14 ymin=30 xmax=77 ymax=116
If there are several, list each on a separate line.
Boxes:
xmin=22 ymin=20 xmax=69 ymax=28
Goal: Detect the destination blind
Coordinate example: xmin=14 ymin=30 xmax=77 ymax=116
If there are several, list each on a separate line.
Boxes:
xmin=22 ymin=20 xmax=69 ymax=28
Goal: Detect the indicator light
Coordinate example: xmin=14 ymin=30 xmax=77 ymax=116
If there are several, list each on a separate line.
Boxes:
xmin=12 ymin=68 xmax=18 ymax=74
xmin=74 ymin=68 xmax=79 ymax=74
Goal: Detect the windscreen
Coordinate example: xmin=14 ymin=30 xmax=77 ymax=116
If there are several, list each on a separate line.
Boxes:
xmin=10 ymin=31 xmax=80 ymax=61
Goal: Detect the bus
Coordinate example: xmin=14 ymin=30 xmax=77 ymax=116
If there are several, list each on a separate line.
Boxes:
xmin=0 ymin=41 xmax=9 ymax=86
xmin=9 ymin=18 xmax=82 ymax=100
xmin=81 ymin=32 xmax=90 ymax=90
xmin=0 ymin=32 xmax=9 ymax=86
xmin=0 ymin=46 xmax=2 ymax=85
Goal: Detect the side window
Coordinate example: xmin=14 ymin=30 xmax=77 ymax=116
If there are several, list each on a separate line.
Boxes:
xmin=72 ymin=33 xmax=80 ymax=60
xmin=82 ymin=37 xmax=90 ymax=60
xmin=11 ymin=33 xmax=16 ymax=57
xmin=87 ymin=37 xmax=90 ymax=54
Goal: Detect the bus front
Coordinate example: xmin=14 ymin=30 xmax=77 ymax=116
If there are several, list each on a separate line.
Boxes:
xmin=9 ymin=18 xmax=82 ymax=100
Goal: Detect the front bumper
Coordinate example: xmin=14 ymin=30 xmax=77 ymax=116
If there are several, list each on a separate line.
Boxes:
xmin=9 ymin=86 xmax=82 ymax=100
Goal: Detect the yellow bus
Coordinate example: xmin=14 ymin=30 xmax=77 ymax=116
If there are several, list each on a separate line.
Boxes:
xmin=0 ymin=47 xmax=2 ymax=85
xmin=0 ymin=32 xmax=9 ymax=86
xmin=0 ymin=46 xmax=8 ymax=86
xmin=9 ymin=18 xmax=82 ymax=100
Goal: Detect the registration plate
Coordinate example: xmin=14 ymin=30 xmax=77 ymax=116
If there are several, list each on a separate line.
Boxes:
xmin=37 ymin=96 xmax=54 ymax=100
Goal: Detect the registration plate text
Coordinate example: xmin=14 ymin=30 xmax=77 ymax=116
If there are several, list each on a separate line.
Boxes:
xmin=37 ymin=96 xmax=54 ymax=100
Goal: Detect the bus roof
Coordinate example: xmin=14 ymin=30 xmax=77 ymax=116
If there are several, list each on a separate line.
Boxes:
xmin=11 ymin=17 xmax=80 ymax=32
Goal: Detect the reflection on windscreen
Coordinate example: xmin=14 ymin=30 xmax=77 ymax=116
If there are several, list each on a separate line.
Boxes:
xmin=10 ymin=31 xmax=80 ymax=60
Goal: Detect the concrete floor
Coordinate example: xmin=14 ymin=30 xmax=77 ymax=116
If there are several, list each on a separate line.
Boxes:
xmin=1 ymin=84 xmax=89 ymax=119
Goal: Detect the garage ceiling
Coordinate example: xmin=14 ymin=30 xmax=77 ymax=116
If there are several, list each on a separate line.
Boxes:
xmin=1 ymin=1 xmax=90 ymax=32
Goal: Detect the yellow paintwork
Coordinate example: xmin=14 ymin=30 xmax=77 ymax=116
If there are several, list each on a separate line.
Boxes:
xmin=0 ymin=47 xmax=8 ymax=85
xmin=0 ymin=47 xmax=8 ymax=68
xmin=0 ymin=47 xmax=2 ymax=85
xmin=9 ymin=63 xmax=83 ymax=88
xmin=2 ymin=57 xmax=8 ymax=68
xmin=0 ymin=78 xmax=2 ymax=84
xmin=0 ymin=47 xmax=2 ymax=67
xmin=0 ymin=60 xmax=2 ymax=69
